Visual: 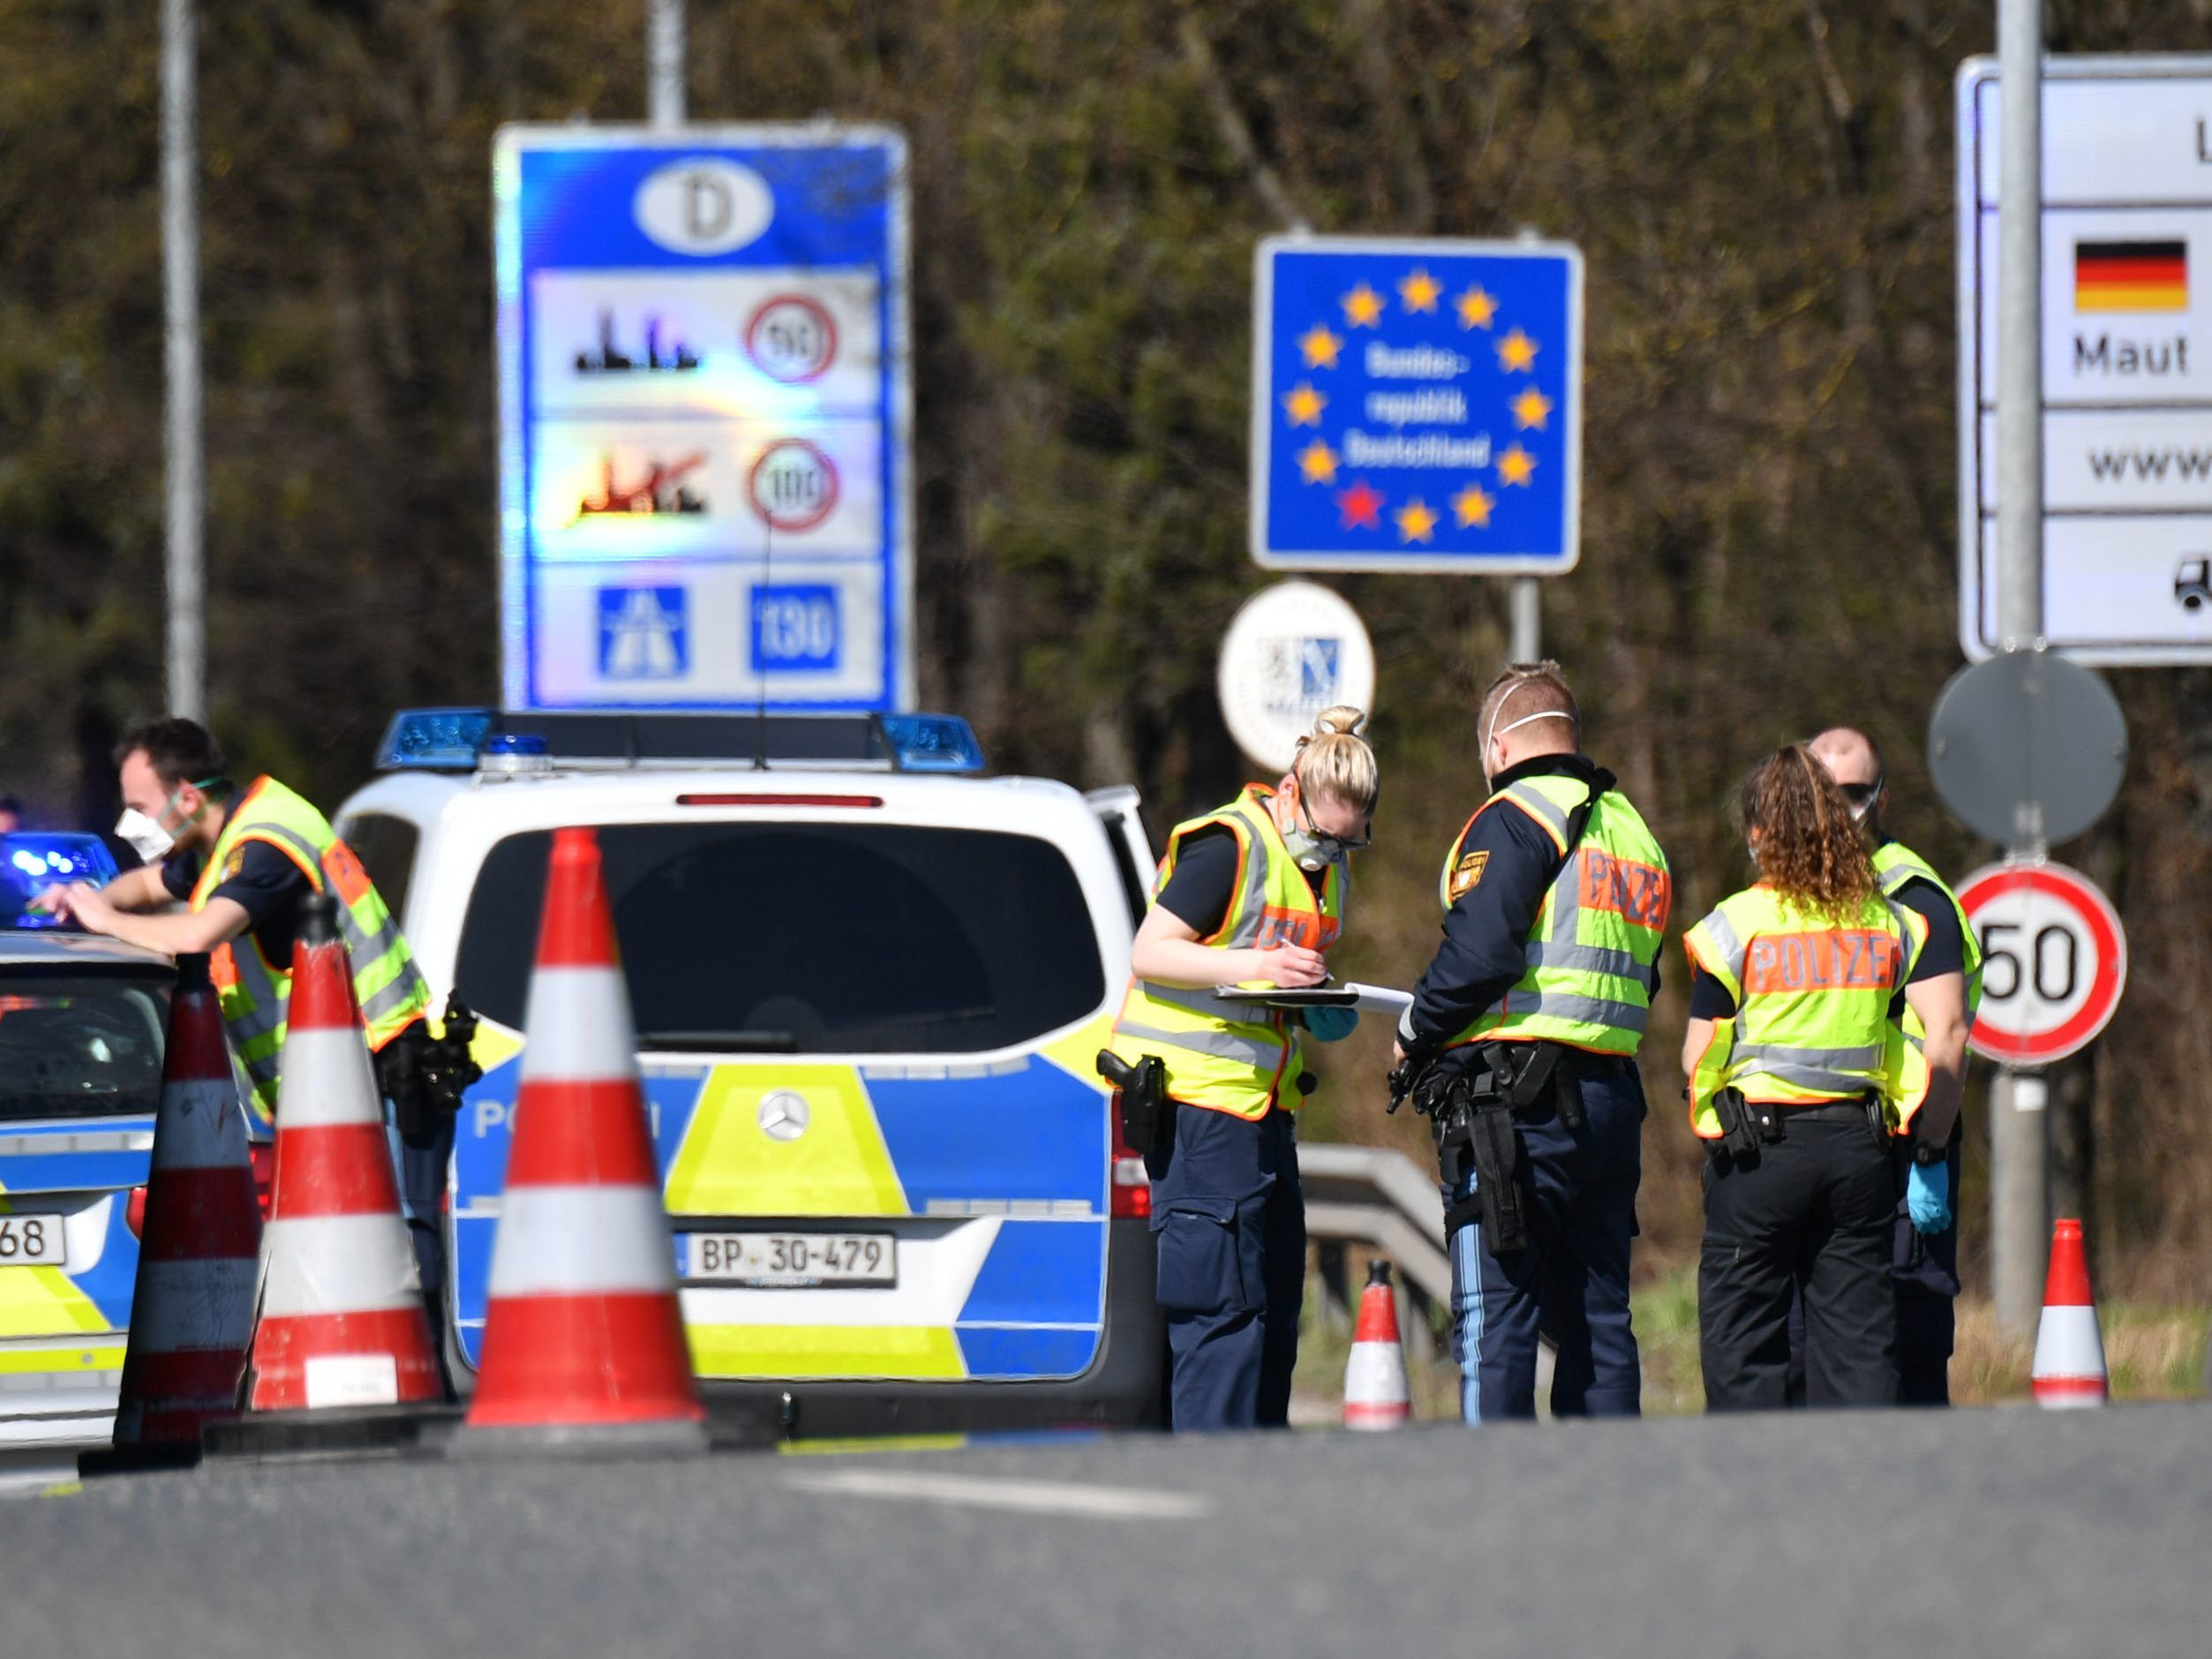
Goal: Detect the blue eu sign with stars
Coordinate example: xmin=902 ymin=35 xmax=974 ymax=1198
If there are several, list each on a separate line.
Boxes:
xmin=1250 ymin=236 xmax=1583 ymax=575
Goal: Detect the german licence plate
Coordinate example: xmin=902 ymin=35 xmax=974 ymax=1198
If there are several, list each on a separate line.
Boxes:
xmin=0 ymin=1215 xmax=67 ymax=1269
xmin=686 ymin=1232 xmax=895 ymax=1288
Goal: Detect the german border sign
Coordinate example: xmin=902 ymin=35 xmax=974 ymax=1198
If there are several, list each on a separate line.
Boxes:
xmin=495 ymin=124 xmax=912 ymax=711
xmin=1957 ymin=860 xmax=2126 ymax=1065
xmin=1957 ymin=57 xmax=2212 ymax=665
xmin=1250 ymin=237 xmax=1582 ymax=575
xmin=1216 ymin=582 xmax=1377 ymax=773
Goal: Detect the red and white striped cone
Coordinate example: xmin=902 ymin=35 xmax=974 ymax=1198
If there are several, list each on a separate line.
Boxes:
xmin=460 ymin=827 xmax=704 ymax=1453
xmin=244 ymin=896 xmax=443 ymax=1413
xmin=1344 ymin=1259 xmax=1411 ymax=1430
xmin=2031 ymin=1217 xmax=2109 ymax=1409
xmin=110 ymin=954 xmax=261 ymax=1448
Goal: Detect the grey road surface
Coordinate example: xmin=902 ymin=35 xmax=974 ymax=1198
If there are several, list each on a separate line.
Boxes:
xmin=6 ymin=1403 xmax=2210 ymax=1657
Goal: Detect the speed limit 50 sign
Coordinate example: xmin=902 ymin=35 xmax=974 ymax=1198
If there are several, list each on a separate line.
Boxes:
xmin=1956 ymin=861 xmax=2127 ymax=1066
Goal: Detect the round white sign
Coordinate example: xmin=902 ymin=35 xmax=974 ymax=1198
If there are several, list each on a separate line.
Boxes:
xmin=1216 ymin=581 xmax=1377 ymax=774
xmin=1955 ymin=860 xmax=2127 ymax=1066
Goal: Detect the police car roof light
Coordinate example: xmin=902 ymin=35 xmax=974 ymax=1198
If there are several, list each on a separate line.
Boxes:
xmin=879 ymin=714 xmax=987 ymax=773
xmin=0 ymin=833 xmax=123 ymax=931
xmin=375 ymin=708 xmax=988 ymax=775
xmin=377 ymin=708 xmax=497 ymax=772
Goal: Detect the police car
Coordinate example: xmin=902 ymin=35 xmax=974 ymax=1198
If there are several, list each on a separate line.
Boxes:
xmin=0 ymin=834 xmax=174 ymax=1448
xmin=336 ymin=709 xmax=1167 ymax=1433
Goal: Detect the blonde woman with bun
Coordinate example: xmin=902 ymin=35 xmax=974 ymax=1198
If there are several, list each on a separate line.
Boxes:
xmin=1105 ymin=706 xmax=1378 ymax=1431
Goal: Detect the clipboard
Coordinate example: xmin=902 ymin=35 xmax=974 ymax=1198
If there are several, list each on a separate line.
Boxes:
xmin=1211 ymin=983 xmax=1413 ymax=1016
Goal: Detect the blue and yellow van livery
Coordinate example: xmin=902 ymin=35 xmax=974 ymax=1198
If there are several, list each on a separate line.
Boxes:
xmin=340 ymin=710 xmax=1168 ymax=1431
xmin=0 ymin=924 xmax=173 ymax=1448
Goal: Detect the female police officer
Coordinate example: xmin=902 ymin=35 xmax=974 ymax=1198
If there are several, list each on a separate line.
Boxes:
xmin=1682 ymin=745 xmax=1938 ymax=1410
xmin=1106 ymin=707 xmax=1378 ymax=1431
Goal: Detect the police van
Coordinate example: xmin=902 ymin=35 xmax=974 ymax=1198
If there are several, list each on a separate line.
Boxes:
xmin=0 ymin=835 xmax=173 ymax=1448
xmin=336 ymin=709 xmax=1166 ymax=1432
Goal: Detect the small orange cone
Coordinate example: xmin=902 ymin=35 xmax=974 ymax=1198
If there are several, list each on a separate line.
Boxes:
xmin=244 ymin=897 xmax=443 ymax=1413
xmin=2031 ymin=1218 xmax=2109 ymax=1409
xmin=110 ymin=954 xmax=262 ymax=1447
xmin=1343 ymin=1259 xmax=1411 ymax=1430
xmin=460 ymin=828 xmax=705 ymax=1453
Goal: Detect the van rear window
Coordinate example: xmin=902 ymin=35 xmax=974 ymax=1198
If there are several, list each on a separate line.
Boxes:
xmin=0 ymin=972 xmax=171 ymax=1121
xmin=454 ymin=823 xmax=1107 ymax=1055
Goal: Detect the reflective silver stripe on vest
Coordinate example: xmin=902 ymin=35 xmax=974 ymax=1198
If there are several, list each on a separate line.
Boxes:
xmin=223 ymin=982 xmax=283 ymax=1044
xmin=242 ymin=1049 xmax=281 ymax=1091
xmin=1501 ymin=780 xmax=1570 ymax=843
xmin=1696 ymin=907 xmax=1749 ymax=985
xmin=1729 ymin=1041 xmax=1884 ymax=1094
xmin=1877 ymin=863 xmax=1916 ymax=896
xmin=1477 ymin=989 xmax=1651 ymax=1035
xmin=1111 ymin=1020 xmax=1283 ymax=1069
xmin=1526 ymin=939 xmax=1649 ymax=980
xmin=361 ymin=968 xmax=429 ymax=1028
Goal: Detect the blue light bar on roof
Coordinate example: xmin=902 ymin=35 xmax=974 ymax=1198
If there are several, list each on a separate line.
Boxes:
xmin=377 ymin=708 xmax=496 ymax=771
xmin=879 ymin=713 xmax=987 ymax=773
xmin=0 ymin=833 xmax=122 ymax=930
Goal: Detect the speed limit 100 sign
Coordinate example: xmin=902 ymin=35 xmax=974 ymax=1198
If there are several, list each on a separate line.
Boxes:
xmin=1955 ymin=861 xmax=2127 ymax=1066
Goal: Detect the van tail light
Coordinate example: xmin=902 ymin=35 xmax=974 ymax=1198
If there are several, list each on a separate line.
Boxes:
xmin=1108 ymin=1095 xmax=1150 ymax=1220
xmin=125 ymin=1186 xmax=148 ymax=1238
xmin=249 ymin=1142 xmax=276 ymax=1219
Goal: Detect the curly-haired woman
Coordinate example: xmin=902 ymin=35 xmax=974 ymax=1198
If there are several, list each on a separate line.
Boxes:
xmin=1681 ymin=745 xmax=1937 ymax=1410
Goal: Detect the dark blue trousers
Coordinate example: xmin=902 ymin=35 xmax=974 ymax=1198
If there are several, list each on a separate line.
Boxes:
xmin=1447 ymin=1063 xmax=1644 ymax=1423
xmin=1150 ymin=1104 xmax=1304 ymax=1432
xmin=1784 ymin=1125 xmax=1960 ymax=1406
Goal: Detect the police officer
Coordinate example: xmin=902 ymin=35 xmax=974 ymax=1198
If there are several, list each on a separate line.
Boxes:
xmin=1682 ymin=745 xmax=1957 ymax=1409
xmin=1393 ymin=662 xmax=1671 ymax=1424
xmin=1801 ymin=726 xmax=1976 ymax=1405
xmin=36 ymin=720 xmax=449 ymax=1312
xmin=1107 ymin=707 xmax=1378 ymax=1431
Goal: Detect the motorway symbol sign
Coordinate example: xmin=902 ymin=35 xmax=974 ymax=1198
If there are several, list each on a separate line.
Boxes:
xmin=1927 ymin=650 xmax=2126 ymax=847
xmin=1956 ymin=860 xmax=2126 ymax=1065
xmin=1957 ymin=57 xmax=2212 ymax=665
xmin=495 ymin=124 xmax=912 ymax=712
xmin=1250 ymin=236 xmax=1582 ymax=574
xmin=1216 ymin=581 xmax=1377 ymax=773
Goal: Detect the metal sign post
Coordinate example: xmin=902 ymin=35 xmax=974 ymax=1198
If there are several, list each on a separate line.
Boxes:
xmin=647 ymin=0 xmax=684 ymax=127
xmin=161 ymin=0 xmax=203 ymax=722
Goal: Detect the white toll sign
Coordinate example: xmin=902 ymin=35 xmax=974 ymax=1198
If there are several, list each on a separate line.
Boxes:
xmin=1216 ymin=581 xmax=1377 ymax=773
xmin=1956 ymin=860 xmax=2127 ymax=1066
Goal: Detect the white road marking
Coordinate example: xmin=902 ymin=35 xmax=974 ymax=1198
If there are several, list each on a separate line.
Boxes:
xmin=784 ymin=1468 xmax=1213 ymax=1520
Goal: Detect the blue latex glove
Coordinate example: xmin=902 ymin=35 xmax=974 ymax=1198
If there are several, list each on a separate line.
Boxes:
xmin=1303 ymin=1005 xmax=1360 ymax=1042
xmin=1906 ymin=1161 xmax=1952 ymax=1235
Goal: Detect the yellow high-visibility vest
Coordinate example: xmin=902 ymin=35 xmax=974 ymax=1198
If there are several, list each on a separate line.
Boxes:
xmin=1108 ymin=785 xmax=1343 ymax=1121
xmin=1436 ymin=773 xmax=1671 ymax=1057
xmin=1682 ymin=884 xmax=1928 ymax=1139
xmin=191 ymin=776 xmax=430 ymax=1124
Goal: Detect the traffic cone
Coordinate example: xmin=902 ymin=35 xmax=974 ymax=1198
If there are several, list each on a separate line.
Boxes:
xmin=459 ymin=827 xmax=705 ymax=1453
xmin=109 ymin=954 xmax=261 ymax=1448
xmin=2031 ymin=1218 xmax=2110 ymax=1409
xmin=243 ymin=896 xmax=443 ymax=1413
xmin=1343 ymin=1259 xmax=1411 ymax=1430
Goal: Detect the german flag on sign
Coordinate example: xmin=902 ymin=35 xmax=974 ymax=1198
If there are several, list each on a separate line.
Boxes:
xmin=2074 ymin=240 xmax=2189 ymax=313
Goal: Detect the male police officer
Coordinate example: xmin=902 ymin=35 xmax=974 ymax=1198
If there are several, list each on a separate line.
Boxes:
xmin=38 ymin=720 xmax=454 ymax=1314
xmin=1802 ymin=726 xmax=1977 ymax=1405
xmin=1394 ymin=663 xmax=1671 ymax=1422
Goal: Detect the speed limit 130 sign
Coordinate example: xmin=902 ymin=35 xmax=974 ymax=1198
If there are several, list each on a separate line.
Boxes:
xmin=1955 ymin=861 xmax=2127 ymax=1066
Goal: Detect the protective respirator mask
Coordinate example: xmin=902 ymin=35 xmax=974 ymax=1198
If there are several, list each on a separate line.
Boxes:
xmin=1279 ymin=823 xmax=1330 ymax=874
xmin=115 ymin=787 xmax=198 ymax=864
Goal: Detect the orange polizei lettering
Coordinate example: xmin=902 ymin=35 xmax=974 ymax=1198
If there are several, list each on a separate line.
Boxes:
xmin=1577 ymin=849 xmax=1673 ymax=930
xmin=1742 ymin=931 xmax=1902 ymax=995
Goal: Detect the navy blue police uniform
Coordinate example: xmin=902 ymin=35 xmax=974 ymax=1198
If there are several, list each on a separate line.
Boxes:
xmin=1399 ymin=754 xmax=1656 ymax=1423
xmin=1142 ymin=826 xmax=1315 ymax=1430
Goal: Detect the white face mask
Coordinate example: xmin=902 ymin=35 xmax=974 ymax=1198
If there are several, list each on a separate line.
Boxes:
xmin=115 ymin=786 xmax=195 ymax=864
xmin=114 ymin=808 xmax=176 ymax=865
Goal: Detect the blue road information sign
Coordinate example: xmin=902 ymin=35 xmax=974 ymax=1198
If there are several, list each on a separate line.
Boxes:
xmin=494 ymin=124 xmax=913 ymax=710
xmin=1250 ymin=236 xmax=1584 ymax=575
